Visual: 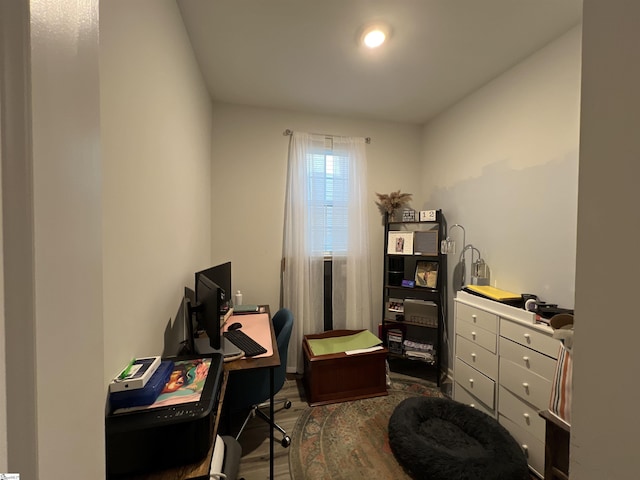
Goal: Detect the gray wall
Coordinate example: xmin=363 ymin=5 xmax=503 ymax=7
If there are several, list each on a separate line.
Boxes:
xmin=420 ymin=27 xmax=581 ymax=369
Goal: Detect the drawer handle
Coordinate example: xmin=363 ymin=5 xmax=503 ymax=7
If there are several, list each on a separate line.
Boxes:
xmin=523 ymin=413 xmax=530 ymax=423
xmin=468 ymin=378 xmax=474 ymax=386
xmin=471 ymin=353 xmax=477 ymax=360
xmin=472 ymin=314 xmax=477 ymax=322
xmin=522 ymin=356 xmax=529 ymax=363
xmin=470 ymin=403 xmax=475 ymax=408
xmin=523 ymin=333 xmax=531 ymax=341
xmin=522 ymin=444 xmax=529 ymax=457
xmin=522 ymin=382 xmax=529 ymax=389
xmin=471 ymin=331 xmax=477 ymax=339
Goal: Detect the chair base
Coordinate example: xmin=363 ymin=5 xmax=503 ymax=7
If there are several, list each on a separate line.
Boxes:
xmin=235 ymin=397 xmax=292 ymax=448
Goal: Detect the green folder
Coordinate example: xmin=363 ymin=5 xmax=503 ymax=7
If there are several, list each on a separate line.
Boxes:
xmin=307 ymin=330 xmax=382 ymax=356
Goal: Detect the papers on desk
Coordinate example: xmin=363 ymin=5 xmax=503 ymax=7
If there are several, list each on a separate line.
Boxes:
xmin=345 ymin=345 xmax=384 ymax=355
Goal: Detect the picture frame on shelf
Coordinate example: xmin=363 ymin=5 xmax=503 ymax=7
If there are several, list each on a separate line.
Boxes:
xmin=415 ymin=261 xmax=438 ymax=288
xmin=402 ymin=209 xmax=416 ymax=222
xmin=413 ymin=229 xmax=439 ymax=256
xmin=387 ymin=231 xmax=414 ymax=255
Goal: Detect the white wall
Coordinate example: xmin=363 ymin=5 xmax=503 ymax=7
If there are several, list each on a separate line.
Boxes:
xmin=0 ymin=0 xmax=104 ymax=478
xmin=101 ymin=0 xmax=213 ymax=383
xmin=420 ymin=27 xmax=582 ymax=365
xmin=0 ymin=1 xmax=213 ymax=478
xmin=571 ymin=1 xmax=640 ymax=478
xmin=210 ymin=103 xmax=422 ymax=331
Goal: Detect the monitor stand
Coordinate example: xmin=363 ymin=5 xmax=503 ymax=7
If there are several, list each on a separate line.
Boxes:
xmin=194 ymin=336 xmax=243 ymax=359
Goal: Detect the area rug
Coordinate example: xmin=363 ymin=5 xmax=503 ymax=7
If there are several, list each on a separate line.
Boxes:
xmin=289 ymin=373 xmax=445 ymax=480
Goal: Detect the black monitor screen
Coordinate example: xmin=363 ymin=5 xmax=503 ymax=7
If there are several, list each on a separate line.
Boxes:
xmin=183 ymin=287 xmax=196 ymax=354
xmin=195 ymin=273 xmax=223 ymax=350
xmin=196 ymin=262 xmax=231 ymax=308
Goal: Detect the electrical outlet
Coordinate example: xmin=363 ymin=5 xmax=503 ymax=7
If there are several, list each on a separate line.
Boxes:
xmin=419 ymin=210 xmax=436 ymax=221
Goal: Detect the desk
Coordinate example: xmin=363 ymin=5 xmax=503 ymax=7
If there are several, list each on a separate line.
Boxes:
xmin=224 ymin=307 xmax=280 ymax=480
xmin=117 ymin=306 xmax=280 ymax=480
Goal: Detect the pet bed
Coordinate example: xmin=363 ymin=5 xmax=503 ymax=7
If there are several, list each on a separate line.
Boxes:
xmin=388 ymin=397 xmax=529 ymax=480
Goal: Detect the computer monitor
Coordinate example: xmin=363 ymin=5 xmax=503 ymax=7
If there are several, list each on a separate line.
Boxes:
xmin=194 ymin=273 xmax=224 ymax=350
xmin=196 ymin=262 xmax=231 ymax=309
xmin=182 ymin=287 xmax=196 ymax=354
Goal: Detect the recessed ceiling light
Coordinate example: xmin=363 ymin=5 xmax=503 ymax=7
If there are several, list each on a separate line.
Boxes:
xmin=360 ymin=23 xmax=390 ymax=49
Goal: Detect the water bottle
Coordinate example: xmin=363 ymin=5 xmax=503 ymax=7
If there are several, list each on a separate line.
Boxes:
xmin=234 ymin=290 xmax=243 ymax=306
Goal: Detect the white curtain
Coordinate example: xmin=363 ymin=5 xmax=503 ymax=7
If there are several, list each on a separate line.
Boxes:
xmin=282 ymin=132 xmax=373 ymax=373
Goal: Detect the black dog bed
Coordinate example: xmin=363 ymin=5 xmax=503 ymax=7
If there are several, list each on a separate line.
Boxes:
xmin=388 ymin=397 xmax=529 ymax=480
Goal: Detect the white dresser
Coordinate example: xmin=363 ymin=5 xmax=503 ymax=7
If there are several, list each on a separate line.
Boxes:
xmin=453 ymin=291 xmax=559 ymax=478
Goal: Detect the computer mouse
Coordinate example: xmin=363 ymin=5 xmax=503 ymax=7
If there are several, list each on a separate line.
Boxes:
xmin=228 ymin=322 xmax=242 ymax=331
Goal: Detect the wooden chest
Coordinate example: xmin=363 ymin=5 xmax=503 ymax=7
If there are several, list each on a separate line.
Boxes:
xmin=303 ymin=329 xmax=388 ymax=406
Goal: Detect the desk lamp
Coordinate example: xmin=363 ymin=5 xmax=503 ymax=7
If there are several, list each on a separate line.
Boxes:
xmin=441 ymin=224 xmax=490 ymax=289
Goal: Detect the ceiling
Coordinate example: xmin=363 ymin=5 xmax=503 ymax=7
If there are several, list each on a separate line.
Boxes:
xmin=177 ymin=0 xmax=582 ymax=125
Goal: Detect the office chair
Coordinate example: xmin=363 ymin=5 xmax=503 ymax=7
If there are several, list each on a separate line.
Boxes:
xmin=224 ymin=308 xmax=294 ymax=447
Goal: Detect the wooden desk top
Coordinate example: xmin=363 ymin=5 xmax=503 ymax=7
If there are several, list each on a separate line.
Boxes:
xmin=224 ymin=307 xmax=280 ymax=372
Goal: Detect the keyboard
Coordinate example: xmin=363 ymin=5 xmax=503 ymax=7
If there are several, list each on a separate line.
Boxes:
xmin=224 ymin=329 xmax=267 ymax=357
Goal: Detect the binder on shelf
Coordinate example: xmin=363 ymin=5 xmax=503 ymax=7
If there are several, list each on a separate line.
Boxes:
xmin=387 ymin=329 xmax=404 ymax=355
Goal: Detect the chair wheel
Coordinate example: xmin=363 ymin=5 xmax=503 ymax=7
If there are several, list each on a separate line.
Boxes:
xmin=284 ymin=400 xmax=292 ymax=409
xmin=281 ymin=435 xmax=291 ymax=448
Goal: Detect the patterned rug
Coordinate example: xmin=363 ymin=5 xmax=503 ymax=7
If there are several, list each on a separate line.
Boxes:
xmin=289 ymin=373 xmax=445 ymax=480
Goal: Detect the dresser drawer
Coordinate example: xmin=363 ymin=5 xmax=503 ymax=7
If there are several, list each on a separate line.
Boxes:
xmin=457 ymin=302 xmax=498 ymax=334
xmin=498 ymin=385 xmax=546 ymax=442
xmin=499 ymin=414 xmax=545 ymax=477
xmin=457 ymin=318 xmax=497 ymax=353
xmin=500 ymin=357 xmax=552 ymax=409
xmin=456 ymin=334 xmax=498 ymax=379
xmin=455 ymin=357 xmax=495 ymax=409
xmin=454 ymin=382 xmax=495 ymax=418
xmin=500 ymin=336 xmax=557 ymax=380
xmin=500 ymin=318 xmax=559 ymax=358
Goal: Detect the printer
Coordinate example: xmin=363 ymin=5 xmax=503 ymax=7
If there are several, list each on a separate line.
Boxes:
xmin=105 ymin=353 xmax=224 ymax=477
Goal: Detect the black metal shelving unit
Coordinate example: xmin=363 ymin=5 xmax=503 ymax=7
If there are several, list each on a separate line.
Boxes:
xmin=381 ymin=210 xmax=447 ymax=385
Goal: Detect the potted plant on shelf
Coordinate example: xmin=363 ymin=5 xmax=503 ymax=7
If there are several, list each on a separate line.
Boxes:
xmin=375 ymin=190 xmax=412 ymax=221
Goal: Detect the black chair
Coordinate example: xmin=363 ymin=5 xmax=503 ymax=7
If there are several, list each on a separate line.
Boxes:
xmin=224 ymin=308 xmax=294 ymax=447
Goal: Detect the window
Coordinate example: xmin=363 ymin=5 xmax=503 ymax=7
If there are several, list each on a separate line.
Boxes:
xmin=307 ymin=148 xmax=349 ymax=255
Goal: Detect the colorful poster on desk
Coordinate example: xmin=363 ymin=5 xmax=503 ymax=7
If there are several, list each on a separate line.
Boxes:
xmin=143 ymin=358 xmax=211 ymax=409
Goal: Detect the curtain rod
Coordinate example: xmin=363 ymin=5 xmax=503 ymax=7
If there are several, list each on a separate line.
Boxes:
xmin=283 ymin=128 xmax=371 ymax=144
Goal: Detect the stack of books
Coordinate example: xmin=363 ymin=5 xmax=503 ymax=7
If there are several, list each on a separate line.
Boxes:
xmin=387 ymin=329 xmax=404 ymax=355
